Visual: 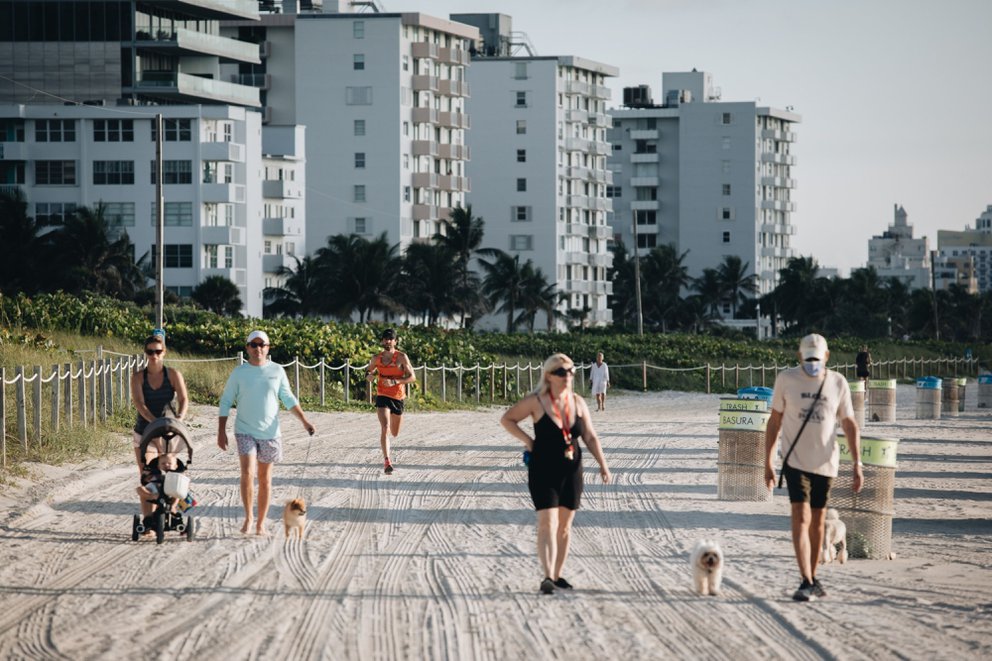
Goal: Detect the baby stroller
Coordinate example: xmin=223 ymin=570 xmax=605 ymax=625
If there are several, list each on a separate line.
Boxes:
xmin=131 ymin=417 xmax=196 ymax=544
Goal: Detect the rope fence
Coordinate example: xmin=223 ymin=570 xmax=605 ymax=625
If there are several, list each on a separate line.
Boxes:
xmin=1 ymin=348 xmax=979 ymax=469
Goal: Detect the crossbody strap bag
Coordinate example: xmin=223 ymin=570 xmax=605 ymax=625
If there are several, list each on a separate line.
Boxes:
xmin=777 ymin=371 xmax=828 ymax=489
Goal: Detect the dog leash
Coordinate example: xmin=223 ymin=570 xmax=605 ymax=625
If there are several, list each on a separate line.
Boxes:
xmin=296 ymin=428 xmax=316 ymax=502
xmin=777 ymin=370 xmax=828 ymax=489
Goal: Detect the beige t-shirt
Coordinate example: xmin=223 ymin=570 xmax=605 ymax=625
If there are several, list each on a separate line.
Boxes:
xmin=770 ymin=367 xmax=854 ymax=477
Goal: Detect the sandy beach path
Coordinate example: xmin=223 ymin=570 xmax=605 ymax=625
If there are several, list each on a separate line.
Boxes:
xmin=0 ymin=386 xmax=989 ymax=659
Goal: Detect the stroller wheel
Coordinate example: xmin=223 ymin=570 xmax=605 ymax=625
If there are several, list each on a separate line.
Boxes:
xmin=131 ymin=514 xmax=141 ymax=541
xmin=154 ymin=512 xmax=165 ymax=544
xmin=185 ymin=515 xmax=195 ymax=542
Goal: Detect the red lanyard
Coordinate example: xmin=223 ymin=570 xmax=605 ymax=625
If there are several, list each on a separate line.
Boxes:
xmin=549 ymin=395 xmax=573 ymax=448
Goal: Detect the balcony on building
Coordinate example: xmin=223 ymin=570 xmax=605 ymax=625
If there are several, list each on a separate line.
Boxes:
xmin=135 ymin=28 xmax=261 ymax=64
xmin=761 ymin=152 xmax=796 ymax=165
xmin=588 ymin=112 xmax=610 ymax=126
xmin=565 ymin=136 xmax=591 ymax=152
xmin=761 ymin=176 xmax=797 ymax=189
xmin=263 ymin=216 xmax=304 ymax=237
xmin=760 ymin=199 xmax=796 ymax=212
xmin=262 ymin=254 xmax=297 ymax=273
xmin=438 ymin=80 xmax=470 ymax=97
xmin=590 ymin=225 xmax=612 ymax=240
xmin=439 ymin=47 xmax=470 ymax=66
xmin=412 ymin=140 xmax=439 ymax=157
xmin=230 ymin=72 xmax=271 ymax=91
xmin=565 ymin=80 xmax=591 ymax=96
xmin=438 ymin=175 xmax=470 ymax=192
xmin=202 ymin=183 xmax=247 ymax=203
xmin=589 ymin=308 xmax=613 ymax=323
xmin=438 ymin=143 xmax=470 ymax=160
xmin=411 ymin=75 xmax=440 ymax=92
xmin=201 ymin=141 xmax=246 ymax=162
xmin=411 ymin=172 xmax=439 ymax=189
xmin=760 ymin=222 xmax=797 ymax=235
xmin=566 ymin=280 xmax=593 ymax=294
xmin=202 ymin=266 xmax=244 ymax=282
xmin=412 ymin=107 xmax=439 ymax=124
xmin=630 ymin=176 xmax=659 ymax=187
xmin=131 ymin=71 xmax=260 ymax=107
xmin=153 ymin=0 xmax=259 ymax=20
xmin=629 ymin=129 xmax=659 ymax=140
xmin=630 ymin=200 xmax=658 ymax=211
xmin=439 ymin=111 xmax=470 ymax=129
xmin=588 ymin=253 xmax=612 ymax=268
xmin=592 ymin=281 xmax=611 ymax=295
xmin=630 ymin=152 xmax=659 ymax=163
xmin=591 ymin=84 xmax=611 ymax=100
xmin=262 ymin=179 xmax=303 ymax=199
xmin=411 ymin=42 xmax=440 ymax=59
xmin=201 ymin=225 xmax=244 ymax=245
xmin=0 ymin=142 xmax=27 ymax=160
xmin=566 ymin=109 xmax=588 ymax=123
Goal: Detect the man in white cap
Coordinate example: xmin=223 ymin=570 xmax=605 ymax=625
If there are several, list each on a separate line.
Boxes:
xmin=764 ymin=333 xmax=862 ymax=602
xmin=217 ymin=330 xmax=315 ymax=535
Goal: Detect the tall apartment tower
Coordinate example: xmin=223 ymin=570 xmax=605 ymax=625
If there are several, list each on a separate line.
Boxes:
xmin=454 ymin=14 xmax=617 ymax=329
xmin=608 ymin=71 xmax=800 ymax=305
xmin=936 ymin=204 xmax=992 ymax=293
xmin=867 ymin=204 xmax=931 ymax=290
xmin=0 ymin=0 xmax=304 ymax=316
xmin=229 ymin=8 xmax=476 ymax=253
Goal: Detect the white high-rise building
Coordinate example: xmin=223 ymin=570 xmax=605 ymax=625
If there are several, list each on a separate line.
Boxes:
xmin=867 ymin=204 xmax=931 ymax=290
xmin=454 ymin=14 xmax=617 ymax=329
xmin=224 ymin=6 xmax=478 ymax=253
xmin=936 ymin=204 xmax=992 ymax=293
xmin=608 ymin=71 xmax=800 ymax=307
xmin=0 ymin=0 xmax=304 ymax=315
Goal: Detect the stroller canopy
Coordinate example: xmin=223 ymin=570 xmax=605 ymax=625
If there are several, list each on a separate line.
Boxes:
xmin=139 ymin=417 xmax=194 ymax=469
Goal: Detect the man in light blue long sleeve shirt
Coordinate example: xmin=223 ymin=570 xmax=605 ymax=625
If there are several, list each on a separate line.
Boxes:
xmin=217 ymin=330 xmax=315 ymax=536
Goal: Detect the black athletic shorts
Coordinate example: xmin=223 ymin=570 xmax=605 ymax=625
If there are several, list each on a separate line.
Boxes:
xmin=375 ymin=395 xmax=404 ymax=415
xmin=783 ymin=464 xmax=833 ymax=509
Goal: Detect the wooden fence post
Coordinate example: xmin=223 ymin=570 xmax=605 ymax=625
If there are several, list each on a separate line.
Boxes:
xmin=344 ymin=358 xmax=351 ymax=404
xmin=441 ymin=366 xmax=447 ymax=402
xmin=735 ymin=364 xmax=740 ymax=389
xmin=77 ymin=360 xmax=87 ymax=427
xmin=107 ymin=358 xmax=114 ymax=417
xmin=32 ymin=366 xmax=42 ymax=446
xmin=64 ymin=363 xmax=72 ymax=429
xmin=90 ymin=361 xmax=98 ymax=424
xmin=319 ymin=360 xmax=326 ymax=407
xmin=706 ymin=364 xmax=711 ymax=394
xmin=15 ymin=366 xmax=27 ymax=449
xmin=457 ymin=365 xmax=463 ymax=402
xmin=642 ymin=361 xmax=647 ymax=391
xmin=476 ymin=365 xmax=481 ymax=404
xmin=294 ymin=357 xmax=301 ymax=398
xmin=503 ymin=365 xmax=509 ymax=400
xmin=421 ymin=365 xmax=428 ymax=397
xmin=51 ymin=364 xmax=60 ymax=432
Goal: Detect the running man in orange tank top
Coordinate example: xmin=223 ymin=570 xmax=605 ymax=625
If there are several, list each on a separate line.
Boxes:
xmin=366 ymin=328 xmax=416 ymax=474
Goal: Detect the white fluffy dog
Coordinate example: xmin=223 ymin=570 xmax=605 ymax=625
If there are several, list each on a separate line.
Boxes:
xmin=690 ymin=539 xmax=724 ymax=596
xmin=821 ymin=508 xmax=848 ymax=564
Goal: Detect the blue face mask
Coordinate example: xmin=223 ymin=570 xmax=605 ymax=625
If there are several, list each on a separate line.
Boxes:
xmin=802 ymin=361 xmax=822 ymax=377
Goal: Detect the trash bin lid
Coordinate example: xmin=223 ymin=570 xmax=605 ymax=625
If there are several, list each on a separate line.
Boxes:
xmin=737 ymin=386 xmax=773 ymax=402
xmin=915 ymin=376 xmax=942 ymax=390
xmin=847 ymin=380 xmax=865 ymax=393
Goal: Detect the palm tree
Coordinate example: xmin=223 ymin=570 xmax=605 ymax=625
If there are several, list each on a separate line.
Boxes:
xmin=0 ymin=188 xmax=49 ymax=294
xmin=640 ymin=244 xmax=691 ymax=331
xmin=479 ymin=249 xmax=530 ymax=332
xmin=717 ymin=255 xmax=758 ymax=317
xmin=401 ymin=241 xmax=459 ymax=325
xmin=315 ymin=233 xmax=402 ymax=322
xmin=435 ymin=205 xmax=488 ymax=326
xmin=192 ymin=275 xmax=243 ymax=316
xmin=608 ymin=240 xmax=639 ymax=331
xmin=50 ymin=203 xmax=146 ymax=298
xmin=772 ymin=256 xmax=823 ymax=333
xmin=264 ymin=255 xmax=325 ymax=318
xmin=515 ymin=262 xmax=557 ymax=332
xmin=692 ymin=267 xmax=725 ymax=317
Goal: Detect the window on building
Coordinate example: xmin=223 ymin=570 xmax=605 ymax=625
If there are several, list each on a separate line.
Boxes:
xmin=353 ymin=20 xmax=364 ymax=38
xmin=516 ymin=120 xmax=526 ymax=134
xmin=516 ymin=178 xmax=527 ymax=192
xmin=0 ymin=119 xmax=25 ymax=141
xmin=163 ymin=244 xmax=193 ymax=268
xmin=635 ymin=210 xmax=657 ymax=225
xmin=517 ymin=149 xmax=526 ymax=163
xmin=150 ymin=160 xmax=192 ymax=184
xmin=514 ymin=62 xmax=528 ymax=80
xmin=635 ymin=187 xmax=657 ymax=201
xmin=355 ymin=152 xmax=366 ymax=168
xmin=354 ymin=217 xmax=367 ymax=234
xmin=204 ymin=244 xmax=219 ymax=269
xmin=515 ymin=91 xmax=527 ymax=107
xmin=722 ymin=112 xmax=732 ymax=124
xmin=346 ymin=86 xmax=373 ymax=105
xmin=403 ymin=185 xmax=411 ymax=201
xmin=166 ymin=286 xmax=193 ymax=298
xmin=606 ymin=186 xmax=621 ymax=198
xmin=722 ymin=160 xmax=731 ymax=174
xmin=722 ymin=183 xmax=731 ymax=196
xmin=93 ymin=160 xmax=134 ymax=185
xmin=402 ymin=55 xmax=409 ymax=71
xmin=94 ymin=119 xmax=134 ymax=142
xmin=509 ymin=235 xmax=533 ymax=251
xmin=35 ymin=160 xmax=76 ymax=185
xmin=353 ymin=54 xmax=365 ymax=70
xmin=354 ymin=119 xmax=366 ymax=136
xmin=722 ymin=137 xmax=731 ymax=150
xmin=152 ymin=118 xmax=192 ymax=142
xmin=722 ymin=207 xmax=733 ymax=220
xmin=35 ymin=202 xmax=77 ymax=226
xmin=637 ymin=234 xmax=657 ymax=249
xmin=152 ymin=201 xmax=193 ymax=226
xmin=354 ymin=185 xmax=366 ymax=202
xmin=723 ymin=231 xmax=731 ymax=243
xmin=403 ymin=154 xmax=409 ymax=169
xmin=513 ymin=206 xmax=531 ymax=222
xmin=35 ymin=119 xmax=75 ymax=142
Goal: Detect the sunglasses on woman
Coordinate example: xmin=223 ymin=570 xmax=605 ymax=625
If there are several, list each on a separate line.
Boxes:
xmin=550 ymin=366 xmax=575 ymax=377
xmin=144 ymin=348 xmax=164 ymax=355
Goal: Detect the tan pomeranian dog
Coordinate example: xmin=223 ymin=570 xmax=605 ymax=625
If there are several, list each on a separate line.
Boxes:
xmin=283 ymin=498 xmax=307 ymax=539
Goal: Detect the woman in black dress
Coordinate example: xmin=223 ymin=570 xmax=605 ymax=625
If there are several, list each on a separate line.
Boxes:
xmin=855 ymin=344 xmax=872 ymax=383
xmin=501 ymin=353 xmax=611 ymax=594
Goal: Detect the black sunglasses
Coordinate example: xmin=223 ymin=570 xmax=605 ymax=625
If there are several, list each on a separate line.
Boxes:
xmin=248 ymin=342 xmax=269 ymax=349
xmin=550 ymin=366 xmax=575 ymax=377
xmin=145 ymin=348 xmax=164 ymax=356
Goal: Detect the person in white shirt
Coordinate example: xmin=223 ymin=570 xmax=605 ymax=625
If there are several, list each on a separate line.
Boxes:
xmin=764 ymin=333 xmax=862 ymax=602
xmin=589 ymin=352 xmax=610 ymax=411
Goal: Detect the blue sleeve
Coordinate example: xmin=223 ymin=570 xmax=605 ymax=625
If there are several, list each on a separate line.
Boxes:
xmin=218 ymin=368 xmax=239 ymax=417
xmin=278 ymin=366 xmax=300 ymax=410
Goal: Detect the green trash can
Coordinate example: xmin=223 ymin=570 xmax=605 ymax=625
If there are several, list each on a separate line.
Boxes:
xmin=832 ymin=434 xmax=899 ymax=560
xmin=717 ymin=397 xmax=771 ymax=502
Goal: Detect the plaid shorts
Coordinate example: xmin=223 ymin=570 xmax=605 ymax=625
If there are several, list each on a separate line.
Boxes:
xmin=235 ymin=433 xmax=283 ymax=464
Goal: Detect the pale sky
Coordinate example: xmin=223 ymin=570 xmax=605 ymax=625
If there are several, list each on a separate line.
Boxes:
xmin=401 ymin=0 xmax=992 ymax=275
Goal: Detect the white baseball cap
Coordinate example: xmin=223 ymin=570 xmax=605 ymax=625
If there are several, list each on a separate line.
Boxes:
xmin=246 ymin=330 xmax=270 ymax=345
xmin=799 ymin=333 xmax=828 ymax=361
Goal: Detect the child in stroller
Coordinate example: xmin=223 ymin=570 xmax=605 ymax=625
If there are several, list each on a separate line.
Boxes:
xmin=132 ymin=417 xmax=197 ymax=543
